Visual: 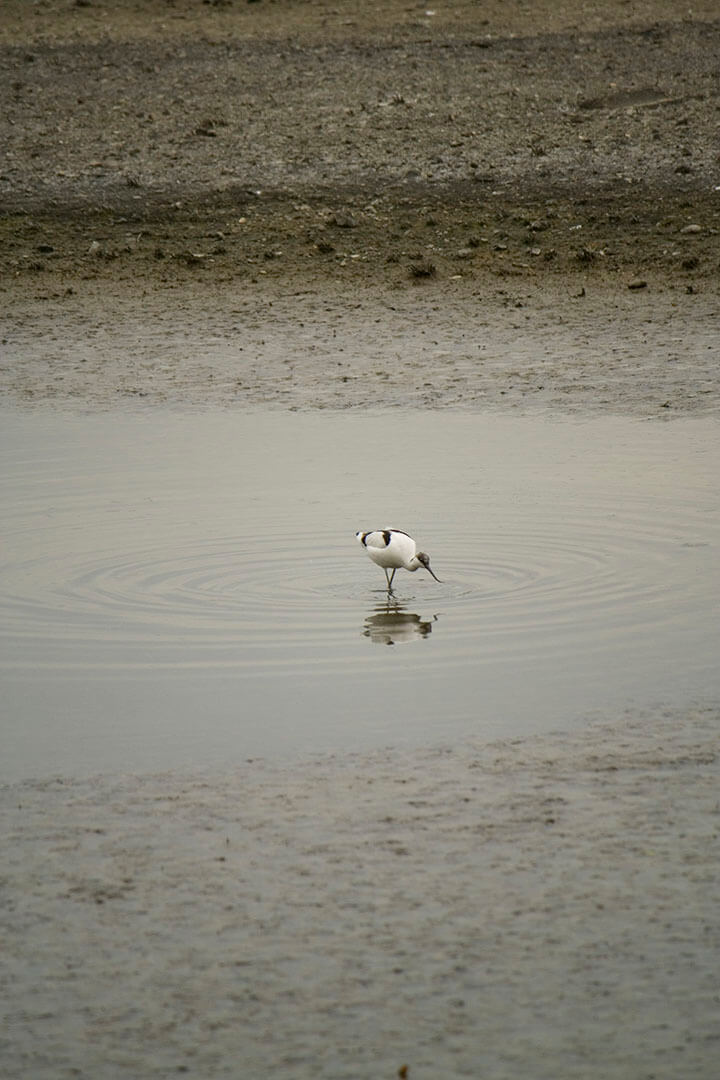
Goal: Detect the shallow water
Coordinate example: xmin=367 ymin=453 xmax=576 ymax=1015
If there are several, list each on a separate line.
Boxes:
xmin=2 ymin=408 xmax=718 ymax=780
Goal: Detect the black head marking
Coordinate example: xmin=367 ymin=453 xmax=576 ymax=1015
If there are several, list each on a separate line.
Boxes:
xmin=417 ymin=551 xmax=442 ymax=582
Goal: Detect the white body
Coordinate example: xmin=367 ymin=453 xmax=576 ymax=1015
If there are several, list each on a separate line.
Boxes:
xmin=355 ymin=529 xmax=440 ymax=589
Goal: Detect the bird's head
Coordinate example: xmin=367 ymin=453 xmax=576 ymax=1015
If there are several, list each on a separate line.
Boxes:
xmin=414 ymin=551 xmax=441 ymax=582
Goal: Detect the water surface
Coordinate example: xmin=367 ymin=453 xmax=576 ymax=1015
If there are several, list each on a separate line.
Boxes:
xmin=2 ymin=408 xmax=718 ymax=780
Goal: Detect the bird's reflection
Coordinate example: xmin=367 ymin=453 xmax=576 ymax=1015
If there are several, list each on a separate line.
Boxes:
xmin=362 ymin=597 xmax=439 ymax=646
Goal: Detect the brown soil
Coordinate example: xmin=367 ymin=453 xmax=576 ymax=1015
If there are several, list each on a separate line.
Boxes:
xmin=1 ymin=0 xmax=719 ymax=414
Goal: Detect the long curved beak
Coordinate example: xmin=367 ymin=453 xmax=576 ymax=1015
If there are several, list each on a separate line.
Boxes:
xmin=426 ymin=564 xmax=442 ymax=583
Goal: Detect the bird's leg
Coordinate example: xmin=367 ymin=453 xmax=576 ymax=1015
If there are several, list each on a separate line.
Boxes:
xmin=387 ymin=568 xmax=397 ymax=590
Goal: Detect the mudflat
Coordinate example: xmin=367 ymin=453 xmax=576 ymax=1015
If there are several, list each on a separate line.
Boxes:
xmin=4 ymin=707 xmax=719 ymax=1079
xmin=1 ymin=0 xmax=719 ymax=414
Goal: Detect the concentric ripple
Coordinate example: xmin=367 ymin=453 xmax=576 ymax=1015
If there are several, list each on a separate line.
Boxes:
xmin=1 ymin=532 xmax=358 ymax=672
xmin=1 ymin=409 xmax=719 ymax=689
xmin=2 ymin=408 xmax=719 ymax=779
xmin=352 ymin=494 xmax=718 ymax=667
xmin=1 ymin=492 xmax=718 ymax=676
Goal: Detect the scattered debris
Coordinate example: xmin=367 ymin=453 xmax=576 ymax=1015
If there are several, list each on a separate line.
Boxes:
xmin=409 ymin=259 xmax=437 ymax=278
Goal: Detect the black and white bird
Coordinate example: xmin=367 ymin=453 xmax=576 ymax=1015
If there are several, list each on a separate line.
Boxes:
xmin=355 ymin=529 xmax=441 ymax=591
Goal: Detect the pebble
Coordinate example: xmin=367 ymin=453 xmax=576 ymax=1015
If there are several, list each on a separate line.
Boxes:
xmin=627 ymin=279 xmax=647 ymax=290
xmin=329 ymin=212 xmax=357 ymax=229
xmin=680 ymin=223 xmax=702 ymax=234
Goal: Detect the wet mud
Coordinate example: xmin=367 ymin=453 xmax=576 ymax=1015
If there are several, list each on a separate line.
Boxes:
xmin=1 ymin=0 xmax=719 ymax=415
xmin=4 ymin=707 xmax=719 ymax=1079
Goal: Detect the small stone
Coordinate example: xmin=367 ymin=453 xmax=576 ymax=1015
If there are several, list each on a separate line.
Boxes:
xmin=680 ymin=223 xmax=702 ymax=234
xmin=329 ymin=212 xmax=357 ymax=229
xmin=627 ymin=279 xmax=647 ymax=290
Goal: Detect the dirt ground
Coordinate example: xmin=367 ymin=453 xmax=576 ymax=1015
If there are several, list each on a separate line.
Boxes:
xmin=2 ymin=4 xmax=720 ymax=1078
xmin=1 ymin=0 xmax=719 ymax=413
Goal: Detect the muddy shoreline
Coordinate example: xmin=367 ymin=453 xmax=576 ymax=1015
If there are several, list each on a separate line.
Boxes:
xmin=4 ymin=272 xmax=719 ymax=414
xmin=2 ymin=1 xmax=719 ymax=415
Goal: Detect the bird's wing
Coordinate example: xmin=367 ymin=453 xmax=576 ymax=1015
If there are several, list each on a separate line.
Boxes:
xmin=362 ymin=530 xmax=393 ymax=549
